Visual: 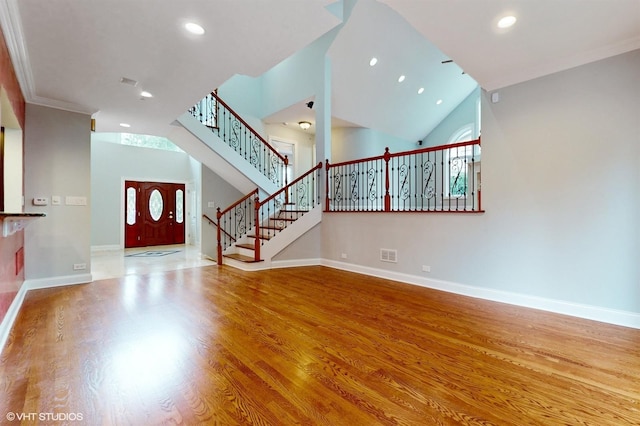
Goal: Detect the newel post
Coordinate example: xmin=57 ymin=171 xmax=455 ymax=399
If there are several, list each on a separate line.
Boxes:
xmin=216 ymin=207 xmax=223 ymax=265
xmin=383 ymin=147 xmax=391 ymax=212
xmin=325 ymin=159 xmax=331 ymax=212
xmin=254 ymin=195 xmax=261 ymax=262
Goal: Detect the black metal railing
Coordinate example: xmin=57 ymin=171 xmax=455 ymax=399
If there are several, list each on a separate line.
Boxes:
xmin=253 ymin=162 xmax=323 ymax=258
xmin=325 ymin=139 xmax=482 ymax=212
xmin=216 ymin=189 xmax=258 ymax=264
xmin=189 ymin=92 xmax=288 ymax=188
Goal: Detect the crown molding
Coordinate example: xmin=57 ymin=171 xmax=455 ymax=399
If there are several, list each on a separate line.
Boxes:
xmin=0 ymin=0 xmax=98 ymax=116
xmin=0 ymin=0 xmax=35 ymax=98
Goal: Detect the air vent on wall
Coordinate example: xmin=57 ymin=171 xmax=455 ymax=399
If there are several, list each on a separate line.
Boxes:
xmin=380 ymin=248 xmax=397 ymax=263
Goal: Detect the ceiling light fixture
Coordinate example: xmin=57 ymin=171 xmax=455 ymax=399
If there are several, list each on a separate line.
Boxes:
xmin=497 ymin=15 xmax=517 ymax=29
xmin=369 ymin=57 xmax=378 ymax=66
xmin=298 ymin=121 xmax=311 ymax=130
xmin=185 ymin=22 xmax=205 ymax=35
xmin=398 ymin=75 xmax=405 ymax=83
xmin=119 ymin=123 xmax=131 ymax=128
xmin=140 ymin=91 xmax=153 ymax=98
xmin=418 ymin=87 xmax=424 ymax=95
xmin=436 ymin=99 xmax=443 ymax=105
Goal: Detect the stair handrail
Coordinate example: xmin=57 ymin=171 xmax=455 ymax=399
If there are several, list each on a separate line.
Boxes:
xmin=216 ymin=188 xmax=259 ymax=264
xmin=190 ymin=91 xmax=289 ymax=187
xmin=260 ymin=162 xmax=323 ymax=208
xmin=203 ymin=214 xmax=235 ymax=242
xmin=210 ymin=92 xmax=287 ymax=165
xmin=326 ymin=138 xmax=482 ymax=212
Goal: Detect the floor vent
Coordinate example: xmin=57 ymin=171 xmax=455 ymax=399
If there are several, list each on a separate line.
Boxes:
xmin=380 ymin=248 xmax=397 ymax=263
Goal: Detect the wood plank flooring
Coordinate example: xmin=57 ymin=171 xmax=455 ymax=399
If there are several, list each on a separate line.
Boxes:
xmin=0 ymin=265 xmax=638 ymax=425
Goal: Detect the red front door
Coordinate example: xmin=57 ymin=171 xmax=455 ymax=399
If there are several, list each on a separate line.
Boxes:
xmin=125 ymin=181 xmax=185 ymax=248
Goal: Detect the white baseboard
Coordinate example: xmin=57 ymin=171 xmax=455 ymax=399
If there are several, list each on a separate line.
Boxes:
xmin=24 ymin=273 xmax=92 ymax=290
xmin=321 ymin=259 xmax=640 ymax=330
xmin=0 ymin=284 xmax=29 ymax=355
xmin=271 ymin=258 xmax=322 ymax=269
xmin=91 ymin=245 xmax=121 ymax=253
xmin=0 ymin=274 xmax=91 ymax=355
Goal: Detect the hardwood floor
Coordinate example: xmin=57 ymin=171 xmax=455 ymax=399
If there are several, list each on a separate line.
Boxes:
xmin=1 ymin=265 xmax=638 ymax=425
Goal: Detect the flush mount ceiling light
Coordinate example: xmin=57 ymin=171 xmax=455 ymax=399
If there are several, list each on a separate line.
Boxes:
xmin=497 ymin=15 xmax=517 ymax=29
xmin=185 ymin=22 xmax=205 ymax=35
xmin=417 ymin=87 xmax=424 ymax=95
xmin=119 ymin=123 xmax=131 ymax=128
xmin=140 ymin=91 xmax=153 ymax=98
xmin=298 ymin=121 xmax=311 ymax=130
xmin=398 ymin=75 xmax=406 ymax=83
xmin=436 ymin=99 xmax=443 ymax=105
xmin=369 ymin=57 xmax=378 ymax=66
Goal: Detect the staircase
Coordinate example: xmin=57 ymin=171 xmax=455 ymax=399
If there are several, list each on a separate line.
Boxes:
xmin=171 ymin=91 xmax=322 ymax=270
xmin=215 ymin=162 xmax=323 ymax=271
xmin=226 ymin=203 xmax=316 ymax=264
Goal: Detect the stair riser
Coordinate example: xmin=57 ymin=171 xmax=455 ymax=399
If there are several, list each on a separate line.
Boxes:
xmin=277 ymin=212 xmax=305 ymax=220
xmin=237 ymin=246 xmax=256 ymax=258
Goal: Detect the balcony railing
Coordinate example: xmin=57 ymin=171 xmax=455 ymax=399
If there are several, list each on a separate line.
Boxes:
xmin=189 ymin=91 xmax=288 ymax=187
xmin=325 ymin=139 xmax=482 ymax=212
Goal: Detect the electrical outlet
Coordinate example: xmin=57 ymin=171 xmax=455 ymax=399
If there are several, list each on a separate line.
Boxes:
xmin=341 ymin=253 xmax=347 ymax=259
xmin=73 ymin=263 xmax=87 ymax=270
xmin=422 ymin=265 xmax=431 ymax=273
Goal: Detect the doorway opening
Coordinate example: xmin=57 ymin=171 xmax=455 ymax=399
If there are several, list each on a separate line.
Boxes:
xmin=125 ymin=181 xmax=185 ymax=248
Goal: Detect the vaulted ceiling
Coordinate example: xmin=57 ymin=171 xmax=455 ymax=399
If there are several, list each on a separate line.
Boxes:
xmin=1 ymin=0 xmax=639 ymax=142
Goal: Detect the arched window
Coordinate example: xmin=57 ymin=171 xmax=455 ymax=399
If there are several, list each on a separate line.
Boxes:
xmin=446 ymin=124 xmax=476 ymax=197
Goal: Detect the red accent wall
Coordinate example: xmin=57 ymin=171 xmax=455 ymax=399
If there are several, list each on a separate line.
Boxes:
xmin=0 ymin=30 xmax=26 ymax=324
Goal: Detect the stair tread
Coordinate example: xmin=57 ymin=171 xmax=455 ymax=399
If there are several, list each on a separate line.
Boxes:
xmin=223 ymin=253 xmax=263 ymax=263
xmin=235 ymin=243 xmax=255 ymax=250
xmin=261 ymin=225 xmax=285 ymax=230
xmin=248 ymin=234 xmax=273 ymax=240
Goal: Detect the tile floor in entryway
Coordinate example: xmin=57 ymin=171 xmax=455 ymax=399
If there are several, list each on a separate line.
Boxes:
xmin=90 ymin=244 xmax=216 ymax=281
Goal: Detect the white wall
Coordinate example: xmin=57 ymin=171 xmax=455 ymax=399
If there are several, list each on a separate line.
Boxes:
xmin=272 ymin=223 xmax=322 ymax=262
xmin=322 ymin=50 xmax=640 ymax=317
xmin=90 ymin=138 xmax=197 ymax=248
xmin=200 ymin=164 xmax=244 ymax=259
xmin=331 ymin=127 xmax=416 ymax=163
xmin=3 ymin=127 xmax=22 ymax=211
xmin=24 ymin=105 xmax=91 ymax=281
xmin=265 ymin=123 xmax=316 ymax=177
xmin=422 ymin=87 xmax=480 ymax=147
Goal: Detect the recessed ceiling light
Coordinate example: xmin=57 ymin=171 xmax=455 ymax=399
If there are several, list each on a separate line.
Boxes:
xmin=140 ymin=91 xmax=153 ymax=98
xmin=436 ymin=99 xmax=443 ymax=105
xmin=398 ymin=75 xmax=405 ymax=83
xmin=497 ymin=15 xmax=517 ymax=29
xmin=417 ymin=87 xmax=424 ymax=95
xmin=369 ymin=57 xmax=378 ymax=66
xmin=119 ymin=123 xmax=131 ymax=128
xmin=185 ymin=22 xmax=205 ymax=35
